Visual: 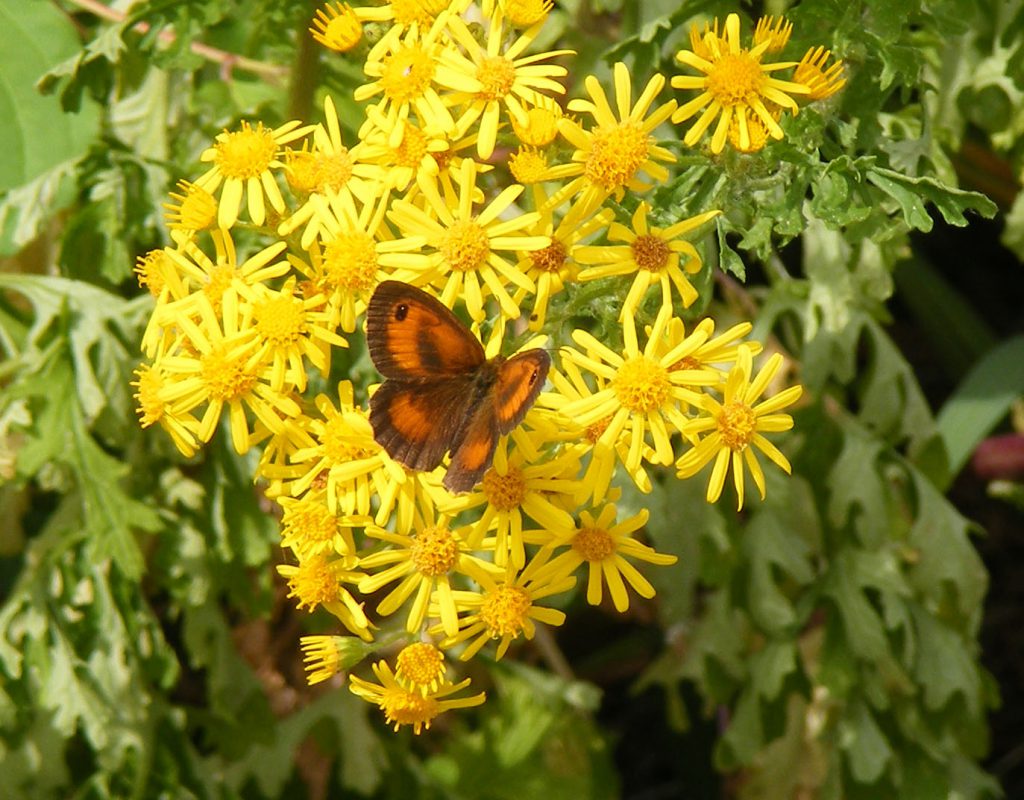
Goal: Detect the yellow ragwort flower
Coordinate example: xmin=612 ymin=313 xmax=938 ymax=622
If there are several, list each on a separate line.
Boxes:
xmin=358 ymin=510 xmax=500 ymax=637
xmin=512 ymin=194 xmax=614 ymax=330
xmin=558 ymin=305 xmax=719 ymax=498
xmin=548 ymin=62 xmax=677 ymax=224
xmin=394 ymin=642 xmax=449 ymax=694
xmin=676 ymin=345 xmax=802 ymax=509
xmin=528 ymin=503 xmax=677 ymax=612
xmin=355 ymin=14 xmax=458 ymax=149
xmin=439 ymin=556 xmax=575 ymax=661
xmin=286 ymin=381 xmax=406 ymax=515
xmin=132 ymin=362 xmax=201 ymax=458
xmin=154 ymin=290 xmax=300 ymax=454
xmin=441 ymin=435 xmax=583 ymax=569
xmin=671 ymin=13 xmax=811 ymax=154
xmin=278 ymin=553 xmax=373 ymax=640
xmin=436 ymin=14 xmax=571 ymax=159
xmin=196 ymin=120 xmax=313 ymax=229
xmin=794 ymin=46 xmax=847 ymax=101
xmin=309 ymin=3 xmax=362 ymax=53
xmin=386 ymin=158 xmax=546 ymax=322
xmin=576 ymin=202 xmax=721 ymax=321
xmin=349 ymin=660 xmax=485 ymax=734
xmin=300 ymin=635 xmax=375 ymax=684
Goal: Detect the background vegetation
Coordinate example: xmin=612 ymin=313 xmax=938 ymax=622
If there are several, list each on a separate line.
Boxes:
xmin=1 ymin=0 xmax=1023 ymax=797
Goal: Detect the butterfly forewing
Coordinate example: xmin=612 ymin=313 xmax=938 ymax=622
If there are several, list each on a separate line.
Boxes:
xmin=366 ymin=280 xmax=485 ymax=380
xmin=493 ymin=350 xmax=551 ymax=433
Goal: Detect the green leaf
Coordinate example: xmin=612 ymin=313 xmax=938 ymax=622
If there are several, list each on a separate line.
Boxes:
xmin=933 ymin=335 xmax=1024 ymax=485
xmin=0 ymin=0 xmax=100 ymax=190
xmin=865 ymin=167 xmax=998 ymax=231
xmin=840 ymin=698 xmax=892 ymax=783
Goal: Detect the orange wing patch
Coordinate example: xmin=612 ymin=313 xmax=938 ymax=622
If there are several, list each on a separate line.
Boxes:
xmin=445 ymin=401 xmax=498 ymax=494
xmin=494 ymin=350 xmax=551 ymax=433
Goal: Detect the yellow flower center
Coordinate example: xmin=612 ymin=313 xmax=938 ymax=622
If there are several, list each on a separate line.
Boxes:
xmin=612 ymin=356 xmax=671 ymax=413
xmin=503 ymin=0 xmax=553 ymax=27
xmin=395 ymin=643 xmax=447 ymax=690
xmin=312 ymin=3 xmax=362 ymax=52
xmin=476 ymin=55 xmax=516 ymax=101
xmin=315 ymin=148 xmax=354 ymax=193
xmin=284 ymin=501 xmax=338 ymax=550
xmin=440 ymin=219 xmax=491 ymax=272
xmin=134 ymin=250 xmax=170 ymax=296
xmin=323 ymin=232 xmax=379 ymax=294
xmin=200 ymin=345 xmax=257 ymax=402
xmin=706 ymin=53 xmax=767 ymax=107
xmin=571 ymin=526 xmax=616 ymax=561
xmin=287 ymin=556 xmax=343 ymax=610
xmin=410 ymin=524 xmax=459 ymax=577
xmin=380 ymin=45 xmax=436 ymax=104
xmin=480 ymin=585 xmax=532 ymax=638
xmin=390 ymin=0 xmax=445 ymax=27
xmin=254 ymin=294 xmax=307 ymax=348
xmin=512 ymin=105 xmax=561 ymax=146
xmin=214 ymin=121 xmax=277 ymax=180
xmin=321 ymin=412 xmax=377 ymax=464
xmin=508 ymin=147 xmax=549 ymax=184
xmin=133 ymin=365 xmax=165 ymax=426
xmin=482 ymin=466 xmax=526 ymax=510
xmin=631 ymin=233 xmax=670 ymax=271
xmin=204 ymin=264 xmax=239 ymax=312
xmin=529 ymin=238 xmax=566 ymax=273
xmin=382 ymin=686 xmax=440 ymax=731
xmin=584 ymin=122 xmax=649 ymax=191
xmin=285 ymin=149 xmax=322 ymax=193
xmin=716 ymin=401 xmax=758 ymax=451
xmin=393 ymin=124 xmax=429 ymax=168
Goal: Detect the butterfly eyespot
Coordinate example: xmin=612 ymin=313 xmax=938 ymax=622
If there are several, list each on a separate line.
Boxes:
xmin=394 ymin=303 xmax=409 ymax=321
xmin=529 ymin=369 xmax=539 ymax=384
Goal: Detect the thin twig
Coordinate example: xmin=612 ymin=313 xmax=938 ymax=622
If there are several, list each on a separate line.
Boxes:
xmin=65 ymin=0 xmax=290 ymax=84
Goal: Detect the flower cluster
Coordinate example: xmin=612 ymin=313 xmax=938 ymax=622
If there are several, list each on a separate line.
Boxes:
xmin=135 ymin=3 xmax=838 ymax=734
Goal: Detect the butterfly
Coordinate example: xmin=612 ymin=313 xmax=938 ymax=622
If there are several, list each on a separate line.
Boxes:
xmin=366 ymin=280 xmax=551 ymax=494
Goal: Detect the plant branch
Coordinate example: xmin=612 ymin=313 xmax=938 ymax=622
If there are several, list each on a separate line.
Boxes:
xmin=65 ymin=0 xmax=290 ymax=84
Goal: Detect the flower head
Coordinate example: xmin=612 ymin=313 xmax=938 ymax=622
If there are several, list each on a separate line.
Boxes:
xmin=671 ymin=13 xmax=811 ymax=154
xmin=349 ymin=660 xmax=485 ymax=734
xmin=558 ymin=306 xmax=719 ymax=500
xmin=196 ymin=120 xmax=313 ymax=229
xmin=551 ymin=63 xmax=677 ymax=221
xmin=528 ymin=503 xmax=677 ymax=612
xmin=310 ymin=3 xmax=362 ymax=52
xmin=675 ymin=345 xmax=802 ymax=509
xmin=576 ymin=202 xmax=720 ymax=321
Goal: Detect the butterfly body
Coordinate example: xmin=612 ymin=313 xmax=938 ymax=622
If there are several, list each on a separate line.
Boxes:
xmin=366 ymin=281 xmax=550 ymax=493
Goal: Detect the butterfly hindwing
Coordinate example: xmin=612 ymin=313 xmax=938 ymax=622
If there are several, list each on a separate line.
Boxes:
xmin=444 ymin=397 xmax=499 ymax=494
xmin=369 ymin=378 xmax=476 ymax=472
xmin=493 ymin=350 xmax=551 ymax=434
xmin=366 ymin=280 xmax=485 ymax=380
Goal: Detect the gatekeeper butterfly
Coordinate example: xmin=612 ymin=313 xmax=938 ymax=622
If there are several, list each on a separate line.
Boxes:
xmin=366 ymin=281 xmax=551 ymax=494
